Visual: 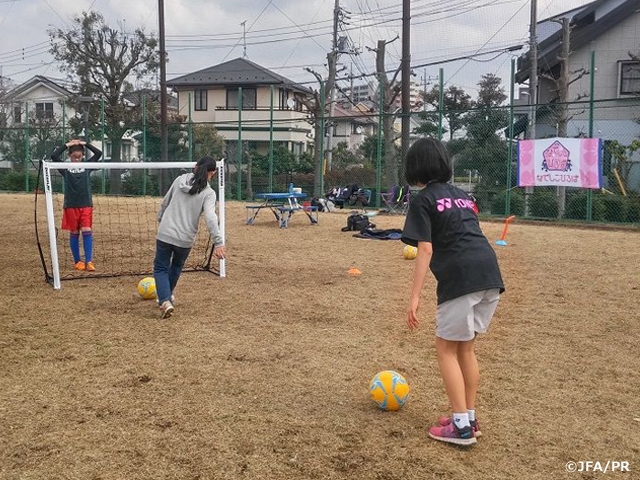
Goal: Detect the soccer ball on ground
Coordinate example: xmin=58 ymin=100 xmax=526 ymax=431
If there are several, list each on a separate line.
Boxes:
xmin=403 ymin=245 xmax=418 ymax=260
xmin=137 ymin=277 xmax=157 ymax=300
xmin=369 ymin=370 xmax=410 ymax=411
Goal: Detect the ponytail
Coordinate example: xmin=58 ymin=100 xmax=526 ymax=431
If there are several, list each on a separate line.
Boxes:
xmin=189 ymin=156 xmax=217 ymax=195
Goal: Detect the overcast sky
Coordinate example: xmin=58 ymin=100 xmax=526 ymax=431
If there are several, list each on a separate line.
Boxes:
xmin=0 ymin=0 xmax=595 ymax=98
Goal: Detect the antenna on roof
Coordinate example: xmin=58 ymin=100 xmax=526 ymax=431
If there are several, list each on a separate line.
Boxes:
xmin=241 ymin=21 xmax=247 ymax=58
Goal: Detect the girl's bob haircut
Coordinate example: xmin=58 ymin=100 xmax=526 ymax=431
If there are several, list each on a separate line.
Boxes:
xmin=404 ymin=137 xmax=452 ymax=186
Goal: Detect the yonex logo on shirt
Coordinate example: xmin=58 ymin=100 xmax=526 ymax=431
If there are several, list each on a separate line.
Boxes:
xmin=436 ymin=197 xmax=476 ymax=212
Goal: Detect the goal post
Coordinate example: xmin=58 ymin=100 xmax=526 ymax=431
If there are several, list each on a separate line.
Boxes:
xmin=38 ymin=159 xmax=226 ymax=290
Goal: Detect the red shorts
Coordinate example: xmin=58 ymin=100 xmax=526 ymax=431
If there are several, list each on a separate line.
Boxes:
xmin=62 ymin=207 xmax=93 ymax=231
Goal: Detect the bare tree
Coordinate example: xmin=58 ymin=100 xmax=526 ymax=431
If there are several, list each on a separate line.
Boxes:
xmin=539 ymin=17 xmax=589 ymax=217
xmin=301 ymin=53 xmax=338 ymax=197
xmin=49 ymin=11 xmax=159 ymax=194
xmin=369 ymin=37 xmax=402 ymax=188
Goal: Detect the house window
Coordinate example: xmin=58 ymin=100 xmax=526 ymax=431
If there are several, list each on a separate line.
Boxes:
xmin=352 ymin=123 xmax=364 ymax=135
xmin=194 ymin=89 xmax=207 ymax=111
xmin=280 ymin=89 xmax=289 ymax=109
xmin=14 ymin=105 xmax=21 ymax=123
xmin=122 ymin=142 xmax=131 ymax=161
xmin=226 ymin=87 xmax=257 ymax=109
xmin=619 ymin=61 xmax=640 ymax=96
xmin=35 ymin=102 xmax=54 ymax=119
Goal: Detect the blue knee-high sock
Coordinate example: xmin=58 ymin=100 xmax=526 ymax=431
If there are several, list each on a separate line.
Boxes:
xmin=82 ymin=231 xmax=93 ymax=263
xmin=70 ymin=233 xmax=81 ymax=263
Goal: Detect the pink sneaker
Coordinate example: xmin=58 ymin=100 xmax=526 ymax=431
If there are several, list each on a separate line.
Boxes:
xmin=428 ymin=422 xmax=477 ymax=446
xmin=438 ymin=416 xmax=482 ymax=437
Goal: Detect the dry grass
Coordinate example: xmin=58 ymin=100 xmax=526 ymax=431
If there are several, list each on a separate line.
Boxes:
xmin=1 ymin=192 xmax=639 ymax=480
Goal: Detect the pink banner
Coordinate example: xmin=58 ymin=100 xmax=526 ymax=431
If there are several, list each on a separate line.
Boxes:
xmin=518 ymin=138 xmax=602 ymax=189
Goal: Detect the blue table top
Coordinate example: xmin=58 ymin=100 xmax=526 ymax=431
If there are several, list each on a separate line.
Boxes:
xmin=254 ymin=192 xmax=307 ymax=200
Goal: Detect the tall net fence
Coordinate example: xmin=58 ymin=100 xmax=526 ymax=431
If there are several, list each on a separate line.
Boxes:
xmin=3 ymin=82 xmax=640 ymax=227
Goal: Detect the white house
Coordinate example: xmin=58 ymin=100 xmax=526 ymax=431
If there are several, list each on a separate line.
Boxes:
xmin=0 ymin=75 xmax=150 ymax=164
xmin=329 ymin=104 xmax=377 ymax=151
xmin=167 ymin=57 xmax=315 ymax=157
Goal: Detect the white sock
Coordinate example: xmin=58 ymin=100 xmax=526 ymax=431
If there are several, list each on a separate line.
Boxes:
xmin=453 ymin=412 xmax=471 ymax=429
xmin=467 ymin=409 xmax=476 ymax=422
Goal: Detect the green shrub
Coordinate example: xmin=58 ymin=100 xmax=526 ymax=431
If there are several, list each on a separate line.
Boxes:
xmin=491 ymin=189 xmax=524 ymax=216
xmin=625 ymin=196 xmax=640 ymax=223
xmin=601 ymin=196 xmax=628 ymax=223
xmin=565 ymin=191 xmax=604 ymax=221
xmin=0 ymin=171 xmax=38 ymax=192
xmin=121 ymin=171 xmax=159 ymax=196
xmin=91 ymin=173 xmax=110 ymax=194
xmin=529 ymin=188 xmax=559 ymax=218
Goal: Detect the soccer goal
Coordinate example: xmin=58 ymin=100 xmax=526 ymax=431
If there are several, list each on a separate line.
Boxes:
xmin=36 ymin=160 xmax=226 ymax=290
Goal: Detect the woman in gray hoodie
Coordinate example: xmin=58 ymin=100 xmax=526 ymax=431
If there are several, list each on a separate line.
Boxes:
xmin=154 ymin=156 xmax=226 ymax=318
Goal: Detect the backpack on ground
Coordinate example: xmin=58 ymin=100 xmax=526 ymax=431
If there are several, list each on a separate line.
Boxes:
xmin=341 ymin=211 xmax=375 ymax=232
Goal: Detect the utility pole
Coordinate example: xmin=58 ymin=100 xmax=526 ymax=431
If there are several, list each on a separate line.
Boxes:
xmin=401 ymin=0 xmax=411 ymax=170
xmin=326 ymin=0 xmax=340 ymax=172
xmin=525 ymin=0 xmax=537 ymax=216
xmin=158 ymin=0 xmax=168 ymax=188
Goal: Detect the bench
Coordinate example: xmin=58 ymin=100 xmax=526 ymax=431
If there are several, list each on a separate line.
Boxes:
xmin=245 ymin=203 xmax=284 ymax=225
xmin=277 ymin=205 xmax=319 ymax=228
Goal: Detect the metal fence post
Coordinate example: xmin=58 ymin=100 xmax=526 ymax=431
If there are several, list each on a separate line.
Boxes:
xmin=438 ymin=68 xmax=444 ymax=140
xmin=587 ymin=51 xmax=595 ymax=222
xmin=237 ymin=87 xmax=243 ymax=201
xmin=319 ymin=81 xmax=326 ymax=196
xmin=142 ymin=94 xmax=147 ymax=195
xmin=25 ymin=102 xmax=30 ymax=192
xmin=188 ymin=92 xmax=193 ymax=163
xmin=269 ymin=85 xmax=274 ymax=193
xmin=101 ymin=97 xmax=106 ymax=194
xmin=506 ymin=58 xmax=516 ymax=215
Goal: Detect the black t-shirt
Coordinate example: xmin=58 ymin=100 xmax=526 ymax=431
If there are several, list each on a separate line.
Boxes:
xmin=51 ymin=144 xmax=102 ymax=208
xmin=402 ymin=182 xmax=504 ymax=304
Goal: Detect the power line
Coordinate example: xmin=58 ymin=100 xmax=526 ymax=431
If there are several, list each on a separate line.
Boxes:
xmin=445 ymin=0 xmax=529 ymax=85
xmin=221 ymin=0 xmax=274 ymax=62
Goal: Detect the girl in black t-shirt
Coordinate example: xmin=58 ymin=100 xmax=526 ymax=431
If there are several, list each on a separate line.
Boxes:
xmin=401 ymin=138 xmax=504 ymax=447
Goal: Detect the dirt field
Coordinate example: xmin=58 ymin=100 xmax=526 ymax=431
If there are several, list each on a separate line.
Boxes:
xmin=1 ymin=192 xmax=639 ymax=480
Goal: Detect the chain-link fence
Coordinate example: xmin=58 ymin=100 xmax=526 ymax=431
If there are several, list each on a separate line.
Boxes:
xmin=2 ymin=71 xmax=639 ymax=226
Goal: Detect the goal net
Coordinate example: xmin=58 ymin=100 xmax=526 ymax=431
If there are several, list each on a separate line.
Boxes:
xmin=36 ymin=160 xmax=226 ymax=289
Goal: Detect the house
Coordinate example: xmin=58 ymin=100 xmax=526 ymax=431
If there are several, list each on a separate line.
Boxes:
xmin=0 ymin=75 xmax=75 ymax=129
xmin=329 ymin=104 xmax=377 ymax=151
xmin=515 ymin=0 xmax=640 ymax=190
xmin=167 ymin=57 xmax=315 ymax=157
xmin=0 ymin=75 xmax=150 ymax=164
xmin=0 ymin=75 xmax=77 ymax=168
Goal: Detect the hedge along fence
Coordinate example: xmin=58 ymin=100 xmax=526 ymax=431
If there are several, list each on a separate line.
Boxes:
xmin=488 ymin=187 xmax=640 ymax=224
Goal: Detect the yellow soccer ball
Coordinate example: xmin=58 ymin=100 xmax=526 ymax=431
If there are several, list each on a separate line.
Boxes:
xmin=403 ymin=245 xmax=418 ymax=260
xmin=369 ymin=370 xmax=410 ymax=411
xmin=137 ymin=277 xmax=157 ymax=300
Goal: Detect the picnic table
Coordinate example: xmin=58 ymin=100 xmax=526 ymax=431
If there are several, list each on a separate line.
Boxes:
xmin=246 ymin=192 xmax=319 ymax=228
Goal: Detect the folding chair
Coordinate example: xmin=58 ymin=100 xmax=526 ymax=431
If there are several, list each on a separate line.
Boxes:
xmin=326 ymin=184 xmax=360 ymax=209
xmin=380 ymin=185 xmax=410 ymax=214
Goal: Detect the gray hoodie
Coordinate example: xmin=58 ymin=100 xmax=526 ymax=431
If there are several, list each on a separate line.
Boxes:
xmin=156 ymin=173 xmax=223 ymax=248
